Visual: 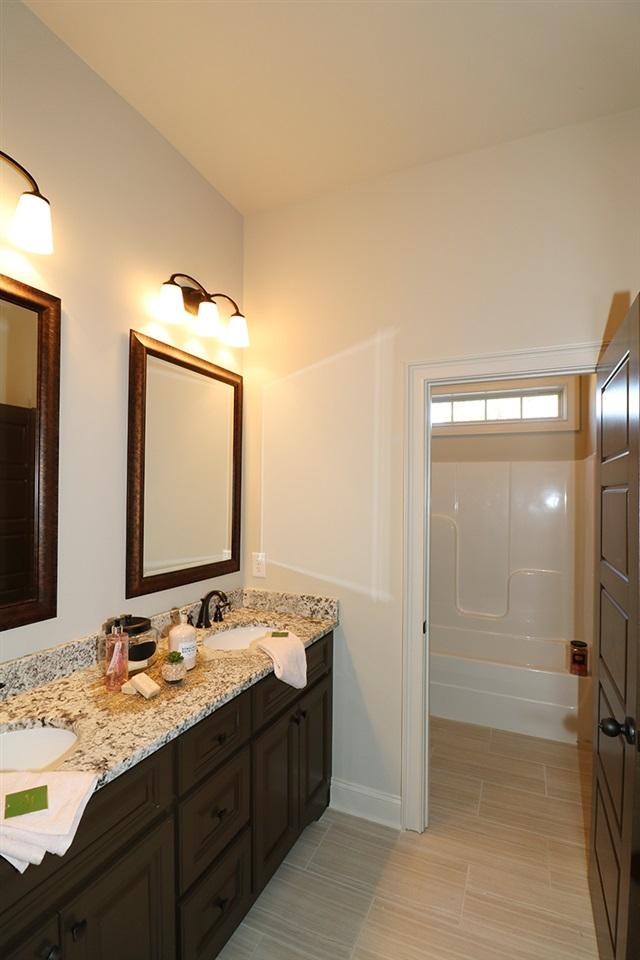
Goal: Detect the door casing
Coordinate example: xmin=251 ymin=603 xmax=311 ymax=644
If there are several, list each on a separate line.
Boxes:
xmin=403 ymin=340 xmax=601 ymax=832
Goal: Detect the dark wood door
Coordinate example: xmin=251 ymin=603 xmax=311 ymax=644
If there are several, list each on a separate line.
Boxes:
xmin=299 ymin=674 xmax=333 ymax=829
xmin=252 ymin=705 xmax=300 ymax=893
xmin=590 ymin=294 xmax=640 ymax=960
xmin=0 ymin=403 xmax=36 ymax=605
xmin=61 ymin=817 xmax=175 ymax=960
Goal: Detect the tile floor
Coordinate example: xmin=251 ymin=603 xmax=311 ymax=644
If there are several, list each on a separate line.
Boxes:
xmin=220 ymin=717 xmax=597 ymax=959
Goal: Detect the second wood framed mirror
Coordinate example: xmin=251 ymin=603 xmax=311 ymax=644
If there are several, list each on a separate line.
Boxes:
xmin=126 ymin=331 xmax=242 ymax=598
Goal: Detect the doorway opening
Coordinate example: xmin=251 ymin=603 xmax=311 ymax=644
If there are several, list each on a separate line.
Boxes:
xmin=429 ymin=372 xmax=595 ymax=746
xmin=401 ymin=342 xmax=600 ymax=834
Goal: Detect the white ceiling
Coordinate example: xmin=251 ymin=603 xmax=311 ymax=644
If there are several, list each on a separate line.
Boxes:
xmin=26 ymin=0 xmax=640 ymax=214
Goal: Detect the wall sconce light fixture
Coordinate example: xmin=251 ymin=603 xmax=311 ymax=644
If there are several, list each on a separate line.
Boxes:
xmin=0 ymin=151 xmax=54 ymax=255
xmin=158 ymin=273 xmax=249 ymax=347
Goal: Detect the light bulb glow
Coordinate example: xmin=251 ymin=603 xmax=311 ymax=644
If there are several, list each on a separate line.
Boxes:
xmin=10 ymin=192 xmax=53 ymax=255
xmin=193 ymin=298 xmax=225 ymax=339
xmin=226 ymin=312 xmax=250 ymax=348
xmin=157 ymin=282 xmax=185 ymax=323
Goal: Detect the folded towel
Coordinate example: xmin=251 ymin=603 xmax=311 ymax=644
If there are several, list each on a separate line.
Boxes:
xmin=255 ymin=631 xmax=307 ymax=689
xmin=0 ymin=770 xmax=97 ymax=873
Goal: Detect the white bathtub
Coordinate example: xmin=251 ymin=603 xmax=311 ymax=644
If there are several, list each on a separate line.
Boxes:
xmin=429 ymin=625 xmax=582 ymax=744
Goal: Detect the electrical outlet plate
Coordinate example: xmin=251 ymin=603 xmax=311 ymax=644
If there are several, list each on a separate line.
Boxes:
xmin=252 ymin=552 xmax=266 ymax=578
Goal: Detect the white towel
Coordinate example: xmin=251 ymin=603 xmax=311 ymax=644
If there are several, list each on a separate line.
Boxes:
xmin=0 ymin=770 xmax=97 ymax=873
xmin=255 ymin=632 xmax=307 ymax=689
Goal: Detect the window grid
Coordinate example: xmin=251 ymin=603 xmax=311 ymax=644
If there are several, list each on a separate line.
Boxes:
xmin=432 ymin=389 xmax=563 ymax=426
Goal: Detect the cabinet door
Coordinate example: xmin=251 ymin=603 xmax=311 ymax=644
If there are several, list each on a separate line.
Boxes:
xmin=299 ymin=674 xmax=333 ymax=828
xmin=4 ymin=918 xmax=61 ymax=960
xmin=253 ymin=706 xmax=300 ymax=892
xmin=61 ymin=817 xmax=175 ymax=960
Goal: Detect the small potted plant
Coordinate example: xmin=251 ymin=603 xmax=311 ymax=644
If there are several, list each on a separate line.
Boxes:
xmin=162 ymin=650 xmax=187 ymax=683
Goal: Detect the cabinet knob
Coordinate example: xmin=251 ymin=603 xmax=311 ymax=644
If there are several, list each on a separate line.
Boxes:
xmin=215 ymin=731 xmax=228 ymax=746
xmin=71 ymin=919 xmax=88 ymax=942
xmin=214 ymin=896 xmax=229 ymax=914
xmin=45 ymin=947 xmax=62 ymax=960
xmin=210 ymin=806 xmax=228 ymax=822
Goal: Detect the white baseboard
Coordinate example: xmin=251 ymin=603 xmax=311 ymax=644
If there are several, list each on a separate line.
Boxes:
xmin=330 ymin=777 xmax=402 ymax=829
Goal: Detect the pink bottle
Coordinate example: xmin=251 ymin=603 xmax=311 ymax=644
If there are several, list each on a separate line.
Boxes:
xmin=105 ymin=624 xmax=129 ymax=692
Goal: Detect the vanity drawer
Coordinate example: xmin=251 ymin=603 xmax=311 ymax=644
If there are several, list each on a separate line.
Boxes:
xmin=252 ymin=632 xmax=333 ymax=731
xmin=178 ymin=747 xmax=251 ymax=893
xmin=179 ymin=828 xmax=251 ymax=960
xmin=178 ymin=692 xmax=251 ymax=795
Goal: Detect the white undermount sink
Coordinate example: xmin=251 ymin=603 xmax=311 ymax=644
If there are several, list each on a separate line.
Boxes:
xmin=203 ymin=625 xmax=271 ymax=652
xmin=0 ymin=724 xmax=78 ymax=772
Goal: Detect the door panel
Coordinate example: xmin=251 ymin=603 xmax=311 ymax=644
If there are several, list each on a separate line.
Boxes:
xmin=597 ymin=686 xmax=626 ymax=824
xmin=600 ymin=589 xmax=628 ymax=703
xmin=590 ymin=294 xmax=640 ymax=960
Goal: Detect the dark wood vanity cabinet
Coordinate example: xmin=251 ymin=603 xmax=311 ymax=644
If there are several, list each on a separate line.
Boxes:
xmin=252 ymin=672 xmax=333 ymax=891
xmin=0 ymin=632 xmax=333 ymax=960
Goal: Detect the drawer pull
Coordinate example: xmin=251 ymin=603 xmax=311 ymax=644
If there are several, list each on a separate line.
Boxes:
xmin=45 ymin=948 xmax=63 ymax=960
xmin=215 ymin=732 xmax=228 ymax=746
xmin=214 ymin=896 xmax=229 ymax=914
xmin=210 ymin=805 xmax=228 ymax=822
xmin=71 ymin=919 xmax=88 ymax=942
xmin=291 ymin=709 xmax=307 ymax=726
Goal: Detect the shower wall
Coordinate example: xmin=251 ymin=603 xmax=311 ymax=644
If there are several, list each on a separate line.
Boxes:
xmin=430 ymin=458 xmax=593 ymax=645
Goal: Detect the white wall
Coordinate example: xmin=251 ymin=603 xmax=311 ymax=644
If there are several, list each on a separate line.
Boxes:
xmin=0 ymin=2 xmax=244 ymax=661
xmin=244 ymin=109 xmax=640 ymax=807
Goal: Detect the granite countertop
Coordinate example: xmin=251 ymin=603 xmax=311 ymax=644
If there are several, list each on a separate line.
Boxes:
xmin=0 ymin=606 xmax=336 ymax=790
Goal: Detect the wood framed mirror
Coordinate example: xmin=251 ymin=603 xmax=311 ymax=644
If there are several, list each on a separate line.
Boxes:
xmin=126 ymin=331 xmax=242 ymax=598
xmin=0 ymin=274 xmax=60 ymax=632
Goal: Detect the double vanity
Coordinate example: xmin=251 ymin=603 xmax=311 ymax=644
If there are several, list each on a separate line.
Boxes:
xmin=0 ymin=592 xmax=337 ymax=960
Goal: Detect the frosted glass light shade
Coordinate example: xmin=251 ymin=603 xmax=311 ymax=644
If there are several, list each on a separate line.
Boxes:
xmin=226 ymin=312 xmax=250 ymax=348
xmin=158 ymin=282 xmax=184 ymax=323
xmin=196 ymin=298 xmax=225 ymax=339
xmin=10 ymin=191 xmax=53 ymax=254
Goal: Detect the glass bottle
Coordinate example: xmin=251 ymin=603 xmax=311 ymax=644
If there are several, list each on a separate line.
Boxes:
xmin=105 ymin=624 xmax=129 ymax=692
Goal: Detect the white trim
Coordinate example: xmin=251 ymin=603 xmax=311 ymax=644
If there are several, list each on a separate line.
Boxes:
xmin=330 ymin=777 xmax=402 ymax=829
xmin=402 ymin=340 xmax=601 ymax=833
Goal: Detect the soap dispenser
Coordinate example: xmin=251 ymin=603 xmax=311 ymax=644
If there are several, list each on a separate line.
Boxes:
xmin=169 ymin=613 xmax=197 ymax=670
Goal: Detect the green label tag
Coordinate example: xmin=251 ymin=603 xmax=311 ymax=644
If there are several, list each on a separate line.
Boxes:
xmin=271 ymin=631 xmax=289 ymax=638
xmin=4 ymin=784 xmax=48 ymax=818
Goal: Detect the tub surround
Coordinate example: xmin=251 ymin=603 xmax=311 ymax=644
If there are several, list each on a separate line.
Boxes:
xmin=0 ymin=592 xmax=337 ymax=788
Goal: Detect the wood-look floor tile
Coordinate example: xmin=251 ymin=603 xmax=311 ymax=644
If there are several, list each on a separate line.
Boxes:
xmin=479 ymin=781 xmax=588 ymax=845
xmin=423 ymin=807 xmax=550 ymax=871
xmin=432 ymin=741 xmax=547 ymax=796
xmin=284 ymin=820 xmax=329 ymax=868
xmin=245 ymin=906 xmax=354 ymax=960
xmin=462 ymin=889 xmax=599 ymax=959
xmin=249 ymin=862 xmax=371 ymax=952
xmin=546 ymin=764 xmax=592 ymax=804
xmin=490 ymin=729 xmax=588 ymax=773
xmin=430 ymin=717 xmax=492 ymax=752
xmin=218 ymin=923 xmax=262 ymax=959
xmin=307 ymin=822 xmax=468 ymax=918
xmin=429 ymin=767 xmax=482 ymax=815
xmin=352 ymin=896 xmax=541 ymax=960
xmin=466 ymin=860 xmax=594 ymax=926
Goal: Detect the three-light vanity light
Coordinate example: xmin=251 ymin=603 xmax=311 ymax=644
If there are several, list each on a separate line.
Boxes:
xmin=0 ymin=151 xmax=54 ymax=255
xmin=158 ymin=273 xmax=249 ymax=348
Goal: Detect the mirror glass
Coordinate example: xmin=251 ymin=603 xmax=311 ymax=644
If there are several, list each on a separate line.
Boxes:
xmin=143 ymin=356 xmax=234 ymax=576
xmin=0 ymin=298 xmax=39 ymax=605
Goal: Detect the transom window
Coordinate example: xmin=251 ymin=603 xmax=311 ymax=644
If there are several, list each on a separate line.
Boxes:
xmin=432 ymin=387 xmax=562 ymax=426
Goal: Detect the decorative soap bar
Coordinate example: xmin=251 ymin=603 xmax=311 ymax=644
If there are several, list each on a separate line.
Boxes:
xmin=130 ymin=672 xmax=161 ymax=699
